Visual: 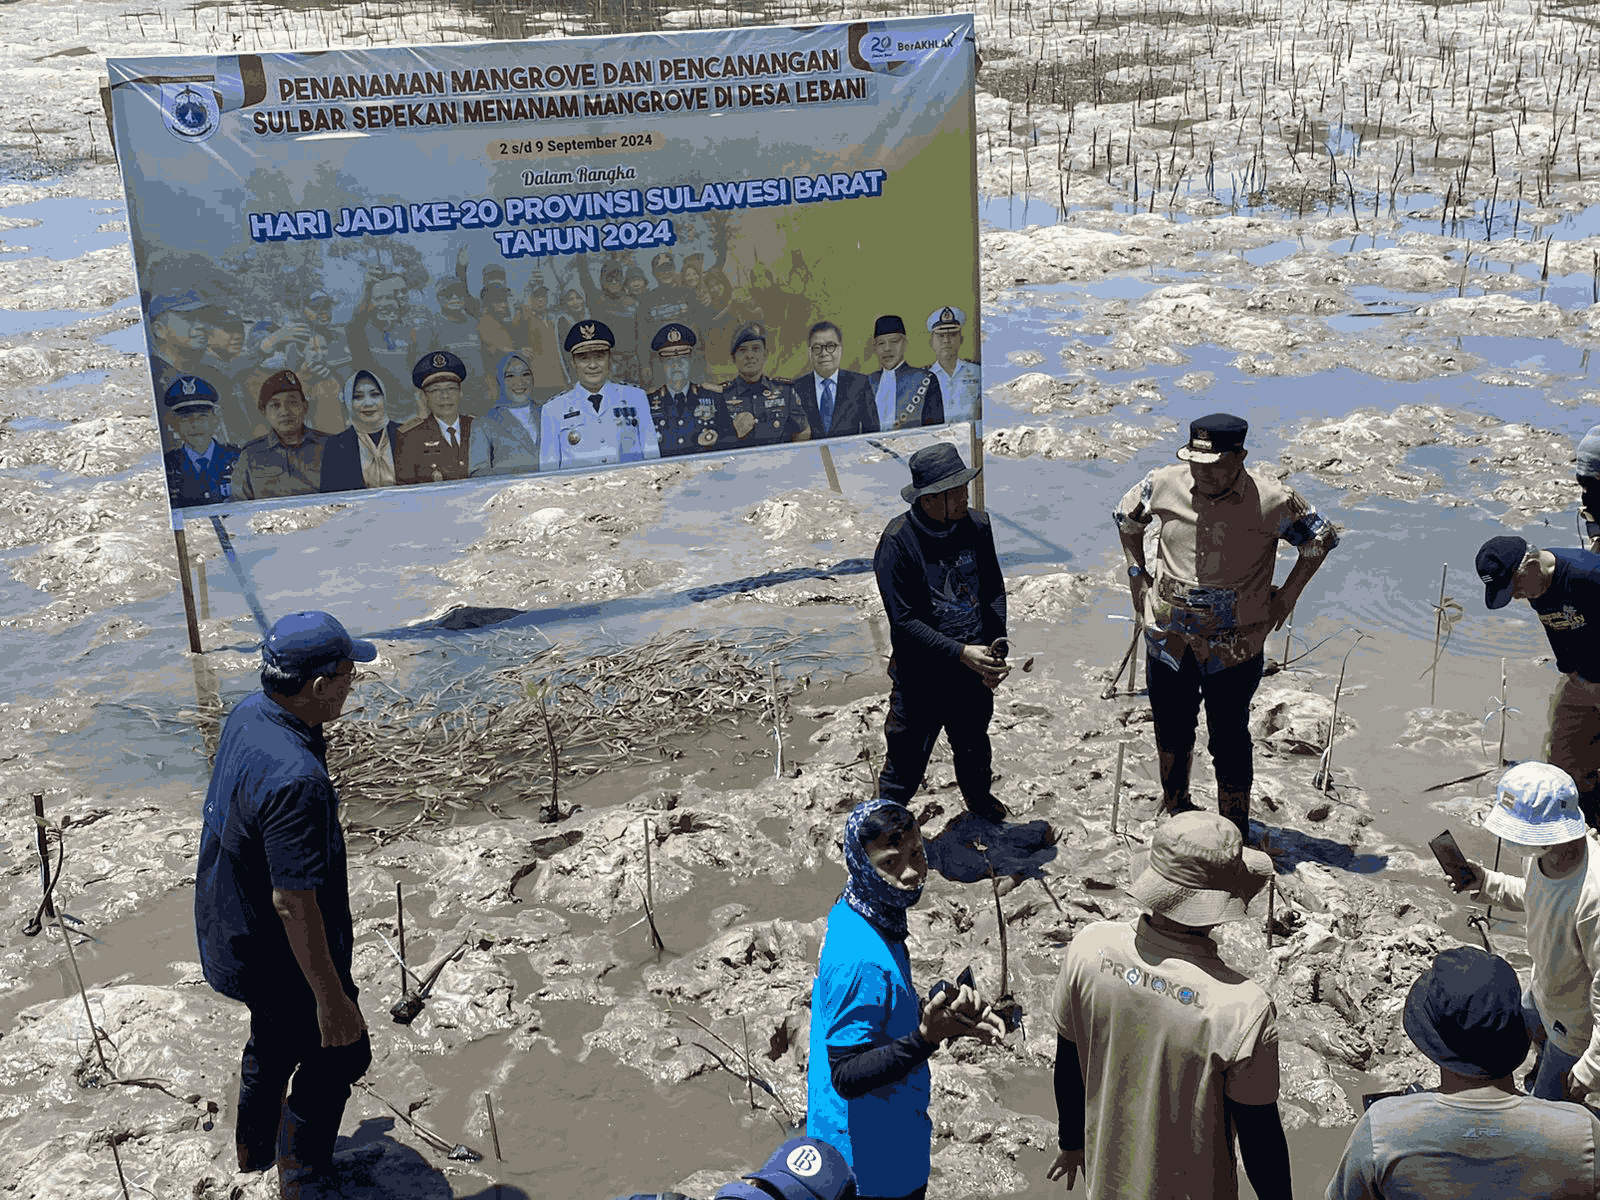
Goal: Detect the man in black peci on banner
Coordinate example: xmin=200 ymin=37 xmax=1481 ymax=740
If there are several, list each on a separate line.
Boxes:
xmin=874 ymin=443 xmax=1010 ymax=824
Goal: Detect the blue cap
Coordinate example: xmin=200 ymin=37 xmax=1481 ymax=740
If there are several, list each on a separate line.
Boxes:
xmin=149 ymin=290 xmax=208 ymax=318
xmin=564 ymin=320 xmax=615 ymax=354
xmin=926 ymin=305 xmax=965 ymax=332
xmin=729 ymin=321 xmax=767 ymax=356
xmin=713 ymin=1138 xmax=854 ymax=1200
xmin=163 ymin=375 xmax=219 ymax=413
xmin=1475 ymin=535 xmax=1529 ymax=611
xmin=412 ymin=350 xmax=467 ymax=389
xmin=262 ymin=611 xmax=377 ymax=675
xmin=651 ymin=323 xmax=697 ymax=356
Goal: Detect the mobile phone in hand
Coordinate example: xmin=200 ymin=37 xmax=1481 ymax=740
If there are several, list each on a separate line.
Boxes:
xmin=1428 ymin=829 xmax=1474 ymax=891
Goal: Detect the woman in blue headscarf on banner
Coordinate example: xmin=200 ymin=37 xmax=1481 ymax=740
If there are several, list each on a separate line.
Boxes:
xmin=468 ymin=352 xmax=541 ymax=477
xmin=806 ymin=797 xmax=1005 ymax=1200
xmin=320 ymin=368 xmax=400 ymax=493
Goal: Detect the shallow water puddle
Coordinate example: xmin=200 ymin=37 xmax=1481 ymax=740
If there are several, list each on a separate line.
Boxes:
xmin=0 ymin=196 xmax=127 ymax=260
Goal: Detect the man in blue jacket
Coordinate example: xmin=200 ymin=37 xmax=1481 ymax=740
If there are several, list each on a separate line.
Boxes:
xmin=873 ymin=443 xmax=1009 ymax=823
xmin=1478 ymin=534 xmax=1600 ymax=829
xmin=195 ymin=612 xmax=377 ymax=1198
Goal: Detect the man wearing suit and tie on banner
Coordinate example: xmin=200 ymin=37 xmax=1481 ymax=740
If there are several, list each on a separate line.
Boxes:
xmin=926 ymin=306 xmax=981 ymax=426
xmin=794 ymin=320 xmax=878 ymax=440
xmin=868 ymin=315 xmax=944 ymax=432
xmin=395 ymin=351 xmax=473 ymax=485
xmin=540 ymin=320 xmax=661 ymax=472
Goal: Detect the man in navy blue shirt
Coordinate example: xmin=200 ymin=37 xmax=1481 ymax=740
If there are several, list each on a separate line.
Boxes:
xmin=873 ymin=444 xmax=1009 ymax=824
xmin=195 ymin=611 xmax=377 ymax=1198
xmin=1478 ymin=534 xmax=1600 ymax=829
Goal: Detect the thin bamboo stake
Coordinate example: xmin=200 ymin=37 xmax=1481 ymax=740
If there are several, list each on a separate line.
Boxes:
xmin=742 ymin=1016 xmax=756 ymax=1110
xmin=1430 ymin=565 xmax=1447 ymax=706
xmin=482 ymin=1093 xmax=502 ymax=1162
xmin=1109 ymin=740 xmax=1126 ymax=841
xmin=396 ymin=883 xmax=407 ymax=1000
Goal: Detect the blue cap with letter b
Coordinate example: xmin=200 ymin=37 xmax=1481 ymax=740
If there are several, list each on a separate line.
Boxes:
xmin=712 ymin=1137 xmax=855 ymax=1200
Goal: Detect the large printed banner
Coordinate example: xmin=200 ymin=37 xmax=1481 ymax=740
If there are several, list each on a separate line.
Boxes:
xmin=108 ymin=17 xmax=980 ymax=515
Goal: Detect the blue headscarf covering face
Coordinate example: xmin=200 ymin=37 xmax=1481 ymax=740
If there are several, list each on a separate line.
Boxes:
xmin=496 ymin=351 xmax=534 ymax=407
xmin=843 ymin=797 xmax=924 ymax=940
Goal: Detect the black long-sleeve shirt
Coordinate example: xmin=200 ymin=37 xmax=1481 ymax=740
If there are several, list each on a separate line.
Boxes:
xmin=873 ymin=506 xmax=1006 ymax=680
xmin=828 ymin=1031 xmax=937 ymax=1099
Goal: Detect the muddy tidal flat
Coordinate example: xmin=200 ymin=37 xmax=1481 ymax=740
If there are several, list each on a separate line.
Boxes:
xmin=5 ymin=0 xmax=1600 ymax=1196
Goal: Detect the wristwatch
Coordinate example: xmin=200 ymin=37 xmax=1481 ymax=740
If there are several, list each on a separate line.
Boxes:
xmin=1127 ymin=564 xmax=1146 ymax=579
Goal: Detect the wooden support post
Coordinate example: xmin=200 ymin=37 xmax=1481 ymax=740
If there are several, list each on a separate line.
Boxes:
xmin=969 ymin=412 xmax=985 ymax=511
xmin=173 ymin=521 xmax=202 ymax=654
xmin=33 ymin=793 xmax=54 ymax=921
xmin=819 ymin=445 xmax=841 ymax=493
xmin=195 ymin=553 xmax=210 ymax=620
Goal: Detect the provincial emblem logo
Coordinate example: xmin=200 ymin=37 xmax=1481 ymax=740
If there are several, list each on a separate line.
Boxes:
xmin=161 ymin=83 xmax=220 ymax=142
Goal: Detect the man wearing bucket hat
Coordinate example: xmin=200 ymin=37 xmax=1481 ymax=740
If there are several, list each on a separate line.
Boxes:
xmin=1327 ymin=944 xmax=1600 ymax=1199
xmin=1455 ymin=760 xmax=1600 ymax=1104
xmin=195 ymin=612 xmax=377 ymax=1198
xmin=1115 ymin=413 xmax=1339 ymax=840
xmin=1476 ymin=533 xmax=1600 ymax=830
xmin=1049 ymin=811 xmax=1289 ymax=1199
xmin=873 ymin=444 xmax=1009 ymax=824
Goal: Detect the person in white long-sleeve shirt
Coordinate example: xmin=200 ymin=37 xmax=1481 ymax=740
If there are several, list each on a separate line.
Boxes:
xmin=1457 ymin=761 xmax=1600 ymax=1106
xmin=539 ymin=319 xmax=659 ymax=473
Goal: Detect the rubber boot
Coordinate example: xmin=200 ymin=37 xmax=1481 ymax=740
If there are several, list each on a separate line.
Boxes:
xmin=1157 ymin=750 xmax=1198 ymax=817
xmin=276 ymin=1104 xmax=337 ymax=1200
xmin=237 ymin=1082 xmax=288 ymax=1173
xmin=1217 ymin=786 xmax=1252 ymax=845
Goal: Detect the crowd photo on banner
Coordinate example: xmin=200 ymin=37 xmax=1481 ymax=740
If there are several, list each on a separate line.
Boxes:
xmin=154 ymin=249 xmax=982 ymax=508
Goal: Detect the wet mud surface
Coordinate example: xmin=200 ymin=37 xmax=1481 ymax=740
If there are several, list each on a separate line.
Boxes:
xmin=3 ymin=0 xmax=1600 ymax=1195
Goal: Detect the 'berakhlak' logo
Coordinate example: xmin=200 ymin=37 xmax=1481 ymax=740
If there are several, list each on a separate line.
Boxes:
xmin=161 ymin=83 xmax=220 ymax=142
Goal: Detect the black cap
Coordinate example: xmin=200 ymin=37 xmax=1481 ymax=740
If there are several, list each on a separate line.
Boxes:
xmin=412 ymin=350 xmax=467 ymax=389
xmin=730 ymin=322 xmax=767 ymax=356
xmin=873 ymin=314 xmax=906 ymax=338
xmin=1403 ymin=946 xmax=1530 ymax=1080
xmin=564 ymin=320 xmax=615 ymax=354
xmin=1476 ymin=535 xmax=1530 ymax=611
xmin=651 ymin=323 xmax=697 ymax=356
xmin=901 ymin=442 xmax=980 ymax=503
xmin=1176 ymin=413 xmax=1249 ymax=463
xmin=163 ymin=375 xmax=219 ymax=413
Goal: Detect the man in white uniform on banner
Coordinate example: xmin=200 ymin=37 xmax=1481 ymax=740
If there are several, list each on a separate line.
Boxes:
xmin=926 ymin=305 xmax=981 ymax=425
xmin=540 ymin=320 xmax=661 ymax=472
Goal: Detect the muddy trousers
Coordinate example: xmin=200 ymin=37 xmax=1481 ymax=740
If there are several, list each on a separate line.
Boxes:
xmin=1147 ymin=647 xmax=1264 ymax=820
xmin=234 ymin=982 xmax=371 ymax=1174
xmin=877 ymin=667 xmax=996 ymax=808
xmin=1546 ymin=672 xmax=1600 ymax=831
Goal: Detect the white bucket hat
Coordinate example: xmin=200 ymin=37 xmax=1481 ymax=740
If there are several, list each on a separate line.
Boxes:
xmin=1483 ymin=762 xmax=1587 ymax=845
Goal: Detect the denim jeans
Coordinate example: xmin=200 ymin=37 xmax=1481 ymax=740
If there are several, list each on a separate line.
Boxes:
xmin=236 ymin=980 xmax=371 ymax=1169
xmin=1523 ymin=996 xmax=1580 ymax=1101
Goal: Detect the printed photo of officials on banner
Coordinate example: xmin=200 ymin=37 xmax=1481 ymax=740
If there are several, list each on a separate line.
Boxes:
xmin=108 ymin=16 xmax=980 ymax=514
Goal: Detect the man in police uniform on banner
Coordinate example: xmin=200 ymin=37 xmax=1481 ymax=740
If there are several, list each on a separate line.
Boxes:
xmin=231 ymin=370 xmax=329 ymax=500
xmin=868 ymin=314 xmax=944 ymax=431
xmin=646 ymin=323 xmax=733 ymax=456
xmin=540 ymin=320 xmax=661 ymax=471
xmin=163 ymin=375 xmax=240 ymax=508
xmin=723 ymin=323 xmax=811 ymax=448
xmin=395 ymin=351 xmax=473 ymax=484
xmin=927 ymin=306 xmax=981 ymax=425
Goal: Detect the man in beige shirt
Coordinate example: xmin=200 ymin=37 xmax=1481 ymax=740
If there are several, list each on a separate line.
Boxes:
xmin=1114 ymin=413 xmax=1338 ymax=840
